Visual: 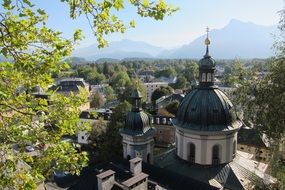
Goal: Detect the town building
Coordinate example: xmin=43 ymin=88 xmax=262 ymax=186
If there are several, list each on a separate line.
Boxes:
xmin=143 ymin=82 xmax=168 ymax=103
xmin=56 ymin=78 xmax=90 ymax=111
xmin=237 ymin=126 xmax=271 ymax=163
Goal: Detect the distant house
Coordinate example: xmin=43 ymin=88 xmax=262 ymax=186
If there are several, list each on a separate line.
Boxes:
xmin=156 ymin=93 xmax=184 ymax=109
xmin=55 ymin=78 xmax=90 ymax=111
xmin=237 ymin=126 xmax=271 ymax=163
xmin=143 ymin=82 xmax=169 ymax=103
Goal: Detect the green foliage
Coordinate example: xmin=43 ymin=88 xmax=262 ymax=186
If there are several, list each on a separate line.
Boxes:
xmin=151 ymin=86 xmax=173 ymax=102
xmin=182 ymin=61 xmax=199 ymax=82
xmin=170 ymin=76 xmax=188 ymax=89
xmin=155 ymin=68 xmax=176 ymax=78
xmin=90 ymin=91 xmax=105 ymax=108
xmin=104 ymin=85 xmax=116 ymax=102
xmin=90 ymin=101 xmax=131 ymax=161
xmin=118 ymin=78 xmax=147 ymax=102
xmin=111 ymin=71 xmax=131 ymax=92
xmin=229 ymin=9 xmax=285 ymax=187
xmin=0 ymin=0 xmax=177 ymax=188
xmin=165 ymin=100 xmax=179 ymax=115
xmin=73 ymin=65 xmax=106 ymax=84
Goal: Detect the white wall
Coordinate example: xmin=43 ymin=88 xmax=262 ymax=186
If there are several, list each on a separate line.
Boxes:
xmin=175 ymin=128 xmax=237 ymax=165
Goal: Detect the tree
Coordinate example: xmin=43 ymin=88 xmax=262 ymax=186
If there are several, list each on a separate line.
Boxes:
xmin=90 ymin=91 xmax=105 ymax=108
xmin=155 ymin=68 xmax=177 ymax=78
xmin=93 ymin=101 xmax=131 ymax=161
xmin=104 ymin=86 xmax=116 ymax=102
xmin=111 ymin=71 xmax=131 ymax=91
xmin=151 ymin=86 xmax=173 ymax=102
xmin=230 ymin=9 xmax=285 ymax=188
xmin=170 ymin=76 xmax=187 ymax=89
xmin=183 ymin=61 xmax=199 ymax=82
xmin=118 ymin=79 xmax=147 ymax=103
xmin=165 ymin=100 xmax=180 ymax=115
xmin=0 ymin=0 xmax=176 ymax=189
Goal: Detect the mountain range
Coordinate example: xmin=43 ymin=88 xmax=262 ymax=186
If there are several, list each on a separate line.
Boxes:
xmin=73 ymin=19 xmax=277 ymax=60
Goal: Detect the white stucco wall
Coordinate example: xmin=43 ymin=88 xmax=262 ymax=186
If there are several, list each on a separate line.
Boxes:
xmin=121 ymin=134 xmax=154 ymax=164
xmin=175 ymin=127 xmax=238 ymax=165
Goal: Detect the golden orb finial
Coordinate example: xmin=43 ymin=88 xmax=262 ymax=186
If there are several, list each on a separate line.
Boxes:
xmin=205 ymin=27 xmax=210 ymax=45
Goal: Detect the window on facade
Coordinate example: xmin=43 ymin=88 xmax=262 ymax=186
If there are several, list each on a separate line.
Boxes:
xmin=233 ymin=141 xmax=236 ymax=158
xmin=188 ymin=143 xmax=195 ymax=163
xmin=175 ymin=138 xmax=178 ymax=153
xmin=202 ymin=73 xmax=206 ymax=82
xmin=212 ymin=145 xmax=220 ymax=164
xmin=207 ymin=73 xmax=212 ymax=82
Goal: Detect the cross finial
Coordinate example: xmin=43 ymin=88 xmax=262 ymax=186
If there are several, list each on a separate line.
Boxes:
xmin=204 ymin=26 xmax=210 ymax=56
xmin=206 ymin=26 xmax=209 ymax=37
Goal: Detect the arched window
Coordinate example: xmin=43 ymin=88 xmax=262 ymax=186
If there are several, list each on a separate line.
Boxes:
xmin=233 ymin=140 xmax=237 ymax=158
xmin=188 ymin=143 xmax=195 ymax=163
xmin=175 ymin=136 xmax=178 ymax=154
xmin=207 ymin=73 xmax=212 ymax=82
xmin=202 ymin=73 xmax=206 ymax=82
xmin=212 ymin=145 xmax=220 ymax=164
xmin=147 ymin=154 xmax=151 ymax=163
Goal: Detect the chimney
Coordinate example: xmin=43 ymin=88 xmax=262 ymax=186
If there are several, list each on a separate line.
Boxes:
xmin=129 ymin=157 xmax=142 ymax=176
xmin=122 ymin=172 xmax=148 ymax=190
xmin=96 ymin=170 xmax=115 ymax=190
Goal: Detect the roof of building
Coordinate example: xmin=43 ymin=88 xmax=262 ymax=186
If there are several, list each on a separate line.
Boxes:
xmin=96 ymin=170 xmax=115 ymax=179
xmin=55 ymin=158 xmax=218 ymax=190
xmin=154 ymin=149 xmax=276 ymax=190
xmin=238 ymin=127 xmax=270 ymax=148
xmin=122 ymin=173 xmax=148 ymax=187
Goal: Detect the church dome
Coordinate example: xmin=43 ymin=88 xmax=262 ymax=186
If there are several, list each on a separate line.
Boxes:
xmin=125 ymin=111 xmax=151 ymax=134
xmin=122 ymin=88 xmax=153 ymax=135
xmin=173 ymin=31 xmax=241 ymax=132
xmin=173 ymin=30 xmax=242 ymax=165
xmin=174 ymin=87 xmax=241 ymax=131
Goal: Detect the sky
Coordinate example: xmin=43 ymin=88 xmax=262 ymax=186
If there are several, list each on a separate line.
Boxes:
xmin=34 ymin=0 xmax=283 ymax=49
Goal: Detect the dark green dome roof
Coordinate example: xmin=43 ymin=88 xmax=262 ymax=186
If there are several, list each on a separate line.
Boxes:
xmin=121 ymin=88 xmax=155 ymax=136
xmin=199 ymin=55 xmax=216 ymax=68
xmin=124 ymin=111 xmax=152 ymax=135
xmin=131 ymin=89 xmax=142 ymax=98
xmin=173 ymin=87 xmax=241 ymax=131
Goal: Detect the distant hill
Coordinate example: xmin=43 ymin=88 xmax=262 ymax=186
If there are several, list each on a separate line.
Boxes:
xmin=73 ymin=19 xmax=277 ymax=60
xmin=73 ymin=39 xmax=164 ymax=60
xmin=166 ymin=19 xmax=276 ymax=59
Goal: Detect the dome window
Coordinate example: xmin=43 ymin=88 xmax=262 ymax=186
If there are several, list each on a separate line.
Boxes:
xmin=212 ymin=145 xmax=220 ymax=164
xmin=207 ymin=73 xmax=212 ymax=82
xmin=202 ymin=73 xmax=206 ymax=82
xmin=188 ymin=143 xmax=195 ymax=163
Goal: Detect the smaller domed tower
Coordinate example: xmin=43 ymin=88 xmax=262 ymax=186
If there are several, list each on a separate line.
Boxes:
xmin=120 ymin=89 xmax=156 ymax=163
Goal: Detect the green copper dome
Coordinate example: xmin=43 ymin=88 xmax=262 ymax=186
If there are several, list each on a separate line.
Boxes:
xmin=125 ymin=111 xmax=152 ymax=134
xmin=173 ymin=87 xmax=241 ymax=131
xmin=122 ymin=89 xmax=155 ymax=135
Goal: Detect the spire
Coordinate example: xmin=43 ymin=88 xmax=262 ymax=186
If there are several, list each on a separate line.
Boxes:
xmin=131 ymin=88 xmax=142 ymax=112
xmin=198 ymin=27 xmax=216 ymax=87
xmin=204 ymin=27 xmax=211 ymax=57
